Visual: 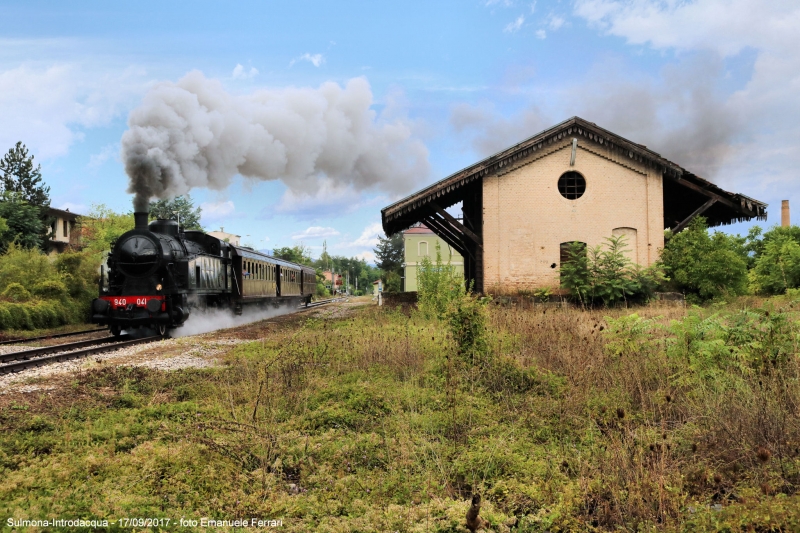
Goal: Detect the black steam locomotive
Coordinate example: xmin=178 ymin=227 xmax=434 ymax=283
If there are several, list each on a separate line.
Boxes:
xmin=90 ymin=212 xmax=316 ymax=336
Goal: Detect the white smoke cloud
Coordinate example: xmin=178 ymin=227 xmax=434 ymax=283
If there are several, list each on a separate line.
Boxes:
xmin=122 ymin=71 xmax=429 ymax=211
xmin=172 ymin=303 xmax=297 ymax=338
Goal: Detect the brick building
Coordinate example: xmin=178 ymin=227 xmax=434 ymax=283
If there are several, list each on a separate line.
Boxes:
xmin=381 ymin=117 xmax=767 ymax=293
xmin=402 ymin=224 xmax=463 ymax=292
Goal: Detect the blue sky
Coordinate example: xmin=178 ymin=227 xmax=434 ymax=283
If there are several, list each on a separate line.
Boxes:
xmin=1 ymin=0 xmax=797 ymax=261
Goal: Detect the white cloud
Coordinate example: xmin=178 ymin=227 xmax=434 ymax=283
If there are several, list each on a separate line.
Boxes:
xmin=88 ymin=143 xmax=119 ymax=168
xmin=570 ymin=0 xmax=800 ymax=198
xmin=232 ymin=64 xmax=258 ymax=79
xmin=548 ymin=14 xmax=565 ymax=30
xmin=290 ymin=53 xmax=325 ymax=67
xmin=504 ymin=15 xmax=525 ymax=33
xmin=291 ymin=226 xmax=340 ymax=240
xmin=355 ymin=250 xmax=376 ymax=263
xmin=200 ymin=200 xmax=236 ymax=222
xmin=0 ymin=63 xmax=145 ymax=159
xmin=573 ymin=0 xmax=799 ymax=57
xmin=536 ymin=29 xmax=547 ymax=39
xmin=349 ymin=222 xmax=385 ymax=248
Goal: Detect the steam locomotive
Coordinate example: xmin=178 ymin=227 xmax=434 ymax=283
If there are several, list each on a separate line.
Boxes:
xmin=90 ymin=212 xmax=316 ymax=336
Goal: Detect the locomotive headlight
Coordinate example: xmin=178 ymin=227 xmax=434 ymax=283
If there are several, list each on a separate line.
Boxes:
xmin=156 ymin=283 xmax=163 ymax=291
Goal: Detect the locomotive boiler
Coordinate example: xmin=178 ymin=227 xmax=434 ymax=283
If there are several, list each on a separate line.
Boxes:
xmin=90 ymin=212 xmax=315 ymax=336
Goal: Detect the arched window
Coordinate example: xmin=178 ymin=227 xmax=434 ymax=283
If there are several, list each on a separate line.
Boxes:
xmin=418 ymin=241 xmax=429 ymax=257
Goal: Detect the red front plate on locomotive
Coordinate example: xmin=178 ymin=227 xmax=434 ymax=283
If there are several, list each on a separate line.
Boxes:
xmin=100 ymin=295 xmax=166 ymax=312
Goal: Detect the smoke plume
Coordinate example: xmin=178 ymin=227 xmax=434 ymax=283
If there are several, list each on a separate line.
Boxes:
xmin=170 ymin=302 xmax=297 ymax=338
xmin=122 ymin=71 xmax=429 ymax=211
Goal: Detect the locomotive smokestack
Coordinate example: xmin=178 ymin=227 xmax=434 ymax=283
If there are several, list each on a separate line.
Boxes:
xmin=134 ymin=211 xmax=149 ymax=230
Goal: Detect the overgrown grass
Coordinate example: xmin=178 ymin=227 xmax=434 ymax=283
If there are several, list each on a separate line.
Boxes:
xmin=1 ymin=299 xmax=799 ymax=532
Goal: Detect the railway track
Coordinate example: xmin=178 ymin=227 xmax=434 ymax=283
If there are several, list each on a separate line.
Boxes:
xmin=0 ymin=327 xmax=108 ymax=346
xmin=0 ymin=298 xmax=347 ymax=375
xmin=305 ymin=297 xmax=348 ymax=309
xmin=0 ymin=335 xmax=162 ymax=374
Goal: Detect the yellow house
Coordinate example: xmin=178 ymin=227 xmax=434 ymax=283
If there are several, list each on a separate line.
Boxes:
xmin=403 ymin=224 xmax=463 ymax=292
xmin=382 ymin=117 xmax=767 ymax=293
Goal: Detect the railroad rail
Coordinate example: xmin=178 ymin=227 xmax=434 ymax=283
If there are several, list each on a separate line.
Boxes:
xmin=0 ymin=327 xmax=107 ymax=346
xmin=305 ymin=297 xmax=348 ymax=309
xmin=0 ymin=298 xmax=346 ymax=374
xmin=0 ymin=335 xmax=162 ymax=374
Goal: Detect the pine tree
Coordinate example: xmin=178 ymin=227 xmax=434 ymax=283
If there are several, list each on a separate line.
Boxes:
xmin=374 ymin=233 xmax=403 ymax=273
xmin=0 ymin=142 xmax=52 ymax=250
xmin=0 ymin=142 xmax=50 ymax=211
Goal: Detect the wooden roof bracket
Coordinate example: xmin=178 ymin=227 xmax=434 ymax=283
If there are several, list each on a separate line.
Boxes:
xmin=422 ymin=215 xmax=470 ymax=258
xmin=430 ymin=202 xmax=483 ymax=247
xmin=670 ymin=198 xmax=717 ymax=234
xmin=667 ymin=175 xmax=753 ymax=215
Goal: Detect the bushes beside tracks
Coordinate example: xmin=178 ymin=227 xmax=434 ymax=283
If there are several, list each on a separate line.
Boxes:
xmin=0 ymin=244 xmax=96 ymax=330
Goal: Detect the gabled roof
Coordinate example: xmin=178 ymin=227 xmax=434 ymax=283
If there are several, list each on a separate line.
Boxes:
xmin=381 ymin=116 xmax=767 ymax=235
xmin=47 ymin=207 xmax=83 ymax=221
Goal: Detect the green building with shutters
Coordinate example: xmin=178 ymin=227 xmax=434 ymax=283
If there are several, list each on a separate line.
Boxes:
xmin=403 ymin=224 xmax=463 ymax=292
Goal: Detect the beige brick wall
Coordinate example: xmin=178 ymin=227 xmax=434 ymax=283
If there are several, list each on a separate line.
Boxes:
xmin=482 ymin=138 xmax=664 ymax=291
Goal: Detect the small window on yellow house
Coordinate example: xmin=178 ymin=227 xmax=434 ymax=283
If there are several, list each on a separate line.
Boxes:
xmin=419 ymin=241 xmax=428 ymax=257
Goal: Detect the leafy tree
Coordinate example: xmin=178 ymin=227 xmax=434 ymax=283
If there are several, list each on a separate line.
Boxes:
xmin=148 ymin=195 xmax=202 ymax=230
xmin=0 ymin=193 xmax=46 ymax=252
xmin=374 ymin=232 xmax=403 ymax=290
xmin=749 ymin=227 xmax=800 ymax=294
xmin=0 ymin=142 xmax=50 ymax=211
xmin=660 ymin=217 xmax=748 ymax=301
xmin=272 ymin=244 xmax=312 ymax=265
xmin=74 ymin=204 xmax=135 ymax=255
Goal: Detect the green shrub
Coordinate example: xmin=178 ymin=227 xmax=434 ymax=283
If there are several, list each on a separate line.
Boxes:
xmin=2 ymin=282 xmax=31 ymax=302
xmin=0 ymin=306 xmax=11 ymax=329
xmin=31 ymin=279 xmax=68 ymax=299
xmin=0 ymin=243 xmax=58 ymax=290
xmin=749 ymin=230 xmax=800 ymax=294
xmin=660 ymin=216 xmax=748 ymax=301
xmin=560 ymin=236 xmax=665 ymax=307
xmin=447 ymin=291 xmax=490 ymax=363
xmin=4 ymin=303 xmax=33 ymax=329
xmin=417 ymin=242 xmax=465 ymax=320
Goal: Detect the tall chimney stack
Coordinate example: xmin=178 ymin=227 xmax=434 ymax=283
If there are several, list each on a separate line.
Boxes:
xmin=134 ymin=211 xmax=149 ymax=230
xmin=782 ymin=200 xmax=790 ymax=228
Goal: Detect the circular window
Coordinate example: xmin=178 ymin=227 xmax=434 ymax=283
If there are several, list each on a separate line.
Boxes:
xmin=558 ymin=171 xmax=586 ymax=200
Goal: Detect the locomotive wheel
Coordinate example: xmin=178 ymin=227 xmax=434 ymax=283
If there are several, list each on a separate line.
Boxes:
xmin=110 ymin=325 xmax=122 ymax=337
